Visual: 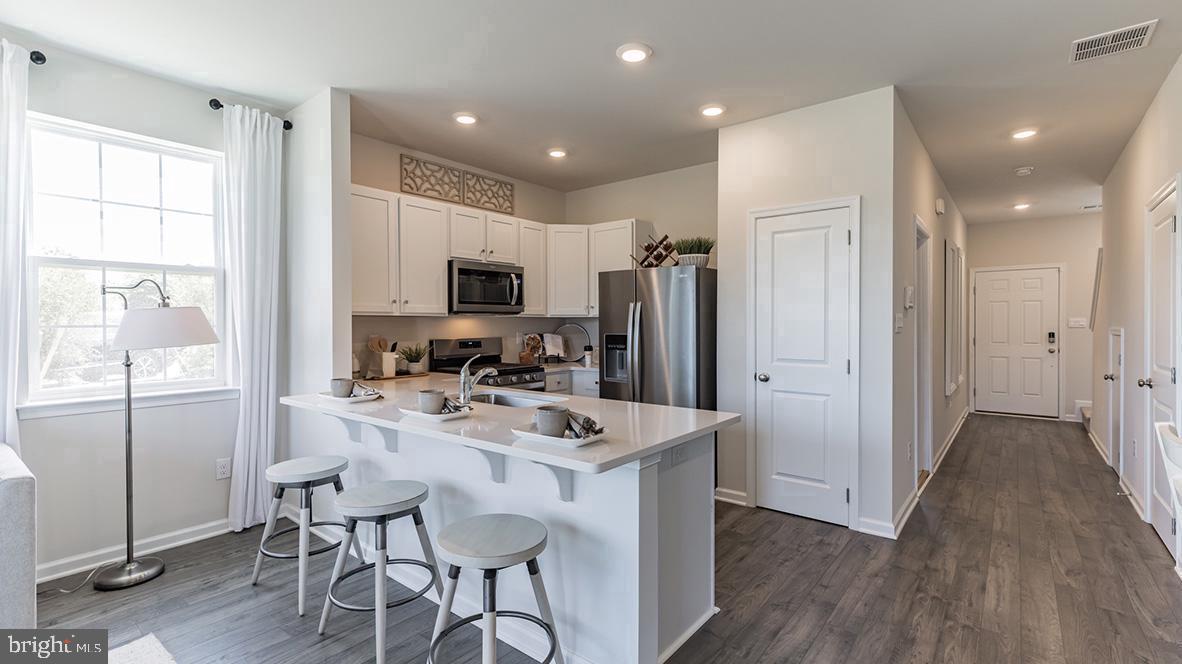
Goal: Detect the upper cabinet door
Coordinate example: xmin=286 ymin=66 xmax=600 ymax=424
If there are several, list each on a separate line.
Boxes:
xmin=589 ymin=220 xmax=637 ymax=316
xmin=547 ymin=225 xmax=590 ymax=316
xmin=485 ymin=213 xmax=520 ymax=264
xmin=399 ymin=197 xmax=450 ymax=315
xmin=449 ymin=207 xmax=486 ymax=261
xmin=350 ymin=187 xmax=398 ymax=315
xmin=519 ymin=221 xmax=547 ymax=315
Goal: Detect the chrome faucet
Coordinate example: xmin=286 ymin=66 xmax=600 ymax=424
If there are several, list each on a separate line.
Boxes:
xmin=459 ymin=354 xmax=498 ymax=405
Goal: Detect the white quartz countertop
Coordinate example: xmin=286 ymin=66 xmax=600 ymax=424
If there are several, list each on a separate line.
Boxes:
xmin=280 ymin=373 xmax=738 ymax=474
xmin=534 ymin=362 xmax=598 ymax=374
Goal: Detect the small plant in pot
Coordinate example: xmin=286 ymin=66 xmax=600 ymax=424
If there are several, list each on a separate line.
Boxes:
xmin=672 ymin=236 xmax=716 ymax=268
xmin=399 ymin=343 xmax=431 ymax=375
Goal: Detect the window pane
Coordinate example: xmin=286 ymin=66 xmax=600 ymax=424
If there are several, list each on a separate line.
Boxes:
xmin=162 ymin=212 xmax=214 ymax=266
xmin=101 ymin=143 xmax=159 ymax=207
xmin=105 ymin=269 xmax=164 ymax=326
xmin=38 ymin=326 xmax=104 ymax=389
xmin=167 ymin=345 xmax=215 ymax=381
xmin=105 ymin=328 xmax=163 ymax=383
xmin=103 ymin=203 xmax=161 ymax=262
xmin=31 ymin=195 xmax=102 ymax=258
xmin=166 ymin=272 xmax=216 ymax=326
xmin=162 ymin=156 xmax=213 ymax=214
xmin=31 ymin=130 xmax=99 ymax=199
xmin=37 ymin=265 xmax=103 ymax=327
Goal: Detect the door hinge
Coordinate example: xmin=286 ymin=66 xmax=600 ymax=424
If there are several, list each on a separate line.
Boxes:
xmin=973 ymin=387 xmax=977 ymax=396
xmin=847 ymin=359 xmax=851 ymax=374
xmin=1173 ymin=517 xmax=1177 ymax=536
xmin=845 ymin=488 xmax=850 ymax=504
xmin=1173 ymin=367 xmax=1177 ymax=384
xmin=1173 ymin=216 xmax=1178 ymax=233
xmin=847 ymin=230 xmax=851 ymax=245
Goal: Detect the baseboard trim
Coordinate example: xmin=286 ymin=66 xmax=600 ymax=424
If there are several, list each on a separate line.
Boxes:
xmin=37 ymin=518 xmax=231 ymax=584
xmin=658 ymin=606 xmax=719 ymax=663
xmin=1119 ymin=475 xmax=1147 ymax=521
xmin=891 ymin=489 xmax=920 ymax=539
xmin=853 ymin=516 xmax=897 ymax=540
xmin=1064 ymin=414 xmax=1082 ymax=423
xmin=713 ymin=487 xmax=750 ymax=507
xmin=287 ymin=506 xmax=596 ymax=664
xmin=1087 ymin=430 xmax=1110 ymax=465
xmin=932 ymin=406 xmax=969 ymax=476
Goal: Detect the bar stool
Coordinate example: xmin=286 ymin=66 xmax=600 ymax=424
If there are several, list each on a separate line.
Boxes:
xmin=428 ymin=514 xmax=565 ymax=664
xmin=318 ymin=480 xmax=444 ymax=664
xmin=250 ymin=455 xmax=365 ymax=616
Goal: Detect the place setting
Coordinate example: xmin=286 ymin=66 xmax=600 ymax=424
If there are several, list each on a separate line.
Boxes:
xmin=398 ymin=388 xmax=475 ymax=422
xmin=318 ymin=378 xmax=383 ymax=403
xmin=512 ymin=404 xmax=608 ymax=448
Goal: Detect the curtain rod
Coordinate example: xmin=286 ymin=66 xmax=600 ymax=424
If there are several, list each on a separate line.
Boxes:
xmin=30 ymin=50 xmax=46 ymax=65
xmin=209 ymin=98 xmax=293 ymax=131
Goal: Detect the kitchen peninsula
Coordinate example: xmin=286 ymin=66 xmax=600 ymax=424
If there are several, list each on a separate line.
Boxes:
xmin=281 ymin=374 xmax=739 ymax=664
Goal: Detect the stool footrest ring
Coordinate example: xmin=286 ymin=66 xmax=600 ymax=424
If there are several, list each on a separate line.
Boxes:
xmin=328 ymin=558 xmax=438 ymax=612
xmin=259 ymin=521 xmax=348 ymax=559
xmin=427 ymin=610 xmax=556 ymax=664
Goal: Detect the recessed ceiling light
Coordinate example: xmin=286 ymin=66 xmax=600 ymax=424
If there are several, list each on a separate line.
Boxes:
xmin=452 ymin=112 xmax=478 ymax=125
xmin=548 ymin=148 xmax=567 ymax=159
xmin=1014 ymin=166 xmax=1035 ymax=177
xmin=1011 ymin=128 xmax=1038 ymax=140
xmin=1013 ymin=203 xmax=1032 ymax=210
xmin=616 ymin=43 xmax=652 ymax=63
xmin=700 ymin=104 xmax=726 ymax=117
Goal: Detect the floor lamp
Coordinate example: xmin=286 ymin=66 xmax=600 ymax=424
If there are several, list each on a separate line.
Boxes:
xmin=96 ymin=279 xmax=219 ymax=591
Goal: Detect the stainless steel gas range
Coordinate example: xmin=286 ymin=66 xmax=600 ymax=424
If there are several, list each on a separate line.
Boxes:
xmin=430 ymin=337 xmax=545 ymax=391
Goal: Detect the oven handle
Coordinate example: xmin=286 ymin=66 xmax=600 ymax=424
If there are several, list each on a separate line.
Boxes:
xmin=510 ymin=273 xmax=520 ymax=306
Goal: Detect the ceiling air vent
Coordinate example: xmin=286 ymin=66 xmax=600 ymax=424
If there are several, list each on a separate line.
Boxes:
xmin=1071 ymin=20 xmax=1158 ymax=63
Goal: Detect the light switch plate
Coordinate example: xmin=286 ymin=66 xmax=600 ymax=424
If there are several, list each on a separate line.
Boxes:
xmin=1068 ymin=318 xmax=1088 ymax=328
xmin=895 ymin=313 xmax=905 ymax=334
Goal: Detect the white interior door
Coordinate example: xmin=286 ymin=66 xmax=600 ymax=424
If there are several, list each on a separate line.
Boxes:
xmin=973 ymin=268 xmax=1060 ymax=417
xmin=754 ymin=204 xmax=854 ymax=526
xmin=1107 ymin=330 xmax=1123 ymax=473
xmin=1146 ymin=189 xmax=1177 ymax=555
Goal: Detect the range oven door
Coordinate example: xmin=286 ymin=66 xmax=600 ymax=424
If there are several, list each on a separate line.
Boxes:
xmin=449 ymin=260 xmax=525 ymax=314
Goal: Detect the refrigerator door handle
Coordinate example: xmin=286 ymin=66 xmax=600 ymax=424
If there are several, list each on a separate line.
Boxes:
xmin=631 ymin=301 xmax=643 ymax=402
xmin=625 ymin=301 xmax=636 ymax=399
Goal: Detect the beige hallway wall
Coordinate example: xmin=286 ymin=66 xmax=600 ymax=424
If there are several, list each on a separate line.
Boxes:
xmin=968 ymin=214 xmax=1102 ymax=421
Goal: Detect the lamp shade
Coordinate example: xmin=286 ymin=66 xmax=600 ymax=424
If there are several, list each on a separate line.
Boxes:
xmin=110 ymin=306 xmax=219 ymax=351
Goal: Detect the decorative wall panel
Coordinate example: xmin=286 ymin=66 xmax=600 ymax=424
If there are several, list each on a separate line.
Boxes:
xmin=400 ymin=154 xmax=462 ymax=204
xmin=463 ymin=172 xmax=515 ymax=214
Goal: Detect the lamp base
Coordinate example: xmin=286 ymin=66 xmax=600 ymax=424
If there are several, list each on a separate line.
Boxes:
xmin=93 ymin=557 xmax=165 ymax=591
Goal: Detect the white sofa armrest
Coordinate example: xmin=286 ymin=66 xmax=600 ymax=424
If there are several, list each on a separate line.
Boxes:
xmin=0 ymin=442 xmax=36 ymax=628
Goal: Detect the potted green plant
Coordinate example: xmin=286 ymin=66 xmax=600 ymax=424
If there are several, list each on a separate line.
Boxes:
xmin=672 ymin=236 xmax=716 ymax=268
xmin=399 ymin=343 xmax=431 ymax=375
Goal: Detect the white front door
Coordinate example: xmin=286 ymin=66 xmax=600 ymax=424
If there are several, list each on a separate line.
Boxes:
xmin=1146 ymin=189 xmax=1178 ymax=555
xmin=973 ymin=268 xmax=1060 ymax=417
xmin=754 ymin=204 xmax=855 ymax=526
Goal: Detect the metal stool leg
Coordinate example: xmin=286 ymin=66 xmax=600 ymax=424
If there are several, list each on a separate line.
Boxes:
xmin=483 ymin=570 xmax=497 ymax=664
xmin=528 ymin=559 xmax=565 ymax=664
xmin=251 ymin=486 xmax=285 ymax=585
xmin=412 ymin=508 xmax=445 ymax=599
xmin=297 ymin=485 xmax=312 ymax=616
xmin=333 ymin=478 xmax=366 ymax=564
xmin=375 ymin=517 xmax=388 ymax=664
xmin=318 ymin=518 xmax=357 ymax=635
xmin=432 ymin=565 xmax=460 ymax=647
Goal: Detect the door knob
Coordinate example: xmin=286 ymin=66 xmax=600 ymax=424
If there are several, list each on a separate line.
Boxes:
xmin=755 ymin=372 xmax=770 ymax=383
xmin=1048 ymin=348 xmax=1056 ymax=354
xmin=1138 ymin=378 xmax=1154 ymax=389
xmin=1103 ymin=373 xmax=1113 ymax=381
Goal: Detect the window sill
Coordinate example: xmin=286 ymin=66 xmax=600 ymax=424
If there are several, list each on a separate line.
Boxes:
xmin=16 ymin=386 xmax=240 ymax=420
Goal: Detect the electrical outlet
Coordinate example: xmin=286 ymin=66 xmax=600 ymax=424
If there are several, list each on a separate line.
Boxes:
xmin=215 ymin=457 xmax=232 ymax=480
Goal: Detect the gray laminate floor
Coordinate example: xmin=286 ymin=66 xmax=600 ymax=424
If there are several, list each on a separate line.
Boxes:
xmin=38 ymin=414 xmax=1182 ymax=663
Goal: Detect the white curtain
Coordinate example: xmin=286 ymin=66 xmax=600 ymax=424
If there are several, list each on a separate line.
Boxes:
xmin=224 ymin=104 xmax=284 ymax=531
xmin=0 ymin=40 xmax=30 ymax=456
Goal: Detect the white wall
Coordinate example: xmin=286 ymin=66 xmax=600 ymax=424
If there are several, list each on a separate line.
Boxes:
xmin=1094 ymin=53 xmax=1182 ymax=514
xmin=564 ymin=162 xmax=718 ymax=247
xmin=717 ymin=87 xmax=897 ymax=529
xmin=3 ymin=26 xmax=262 ymax=579
xmin=892 ymin=93 xmax=969 ymax=521
xmin=968 ymin=214 xmax=1101 ymax=420
xmin=352 ymin=133 xmax=566 ymax=224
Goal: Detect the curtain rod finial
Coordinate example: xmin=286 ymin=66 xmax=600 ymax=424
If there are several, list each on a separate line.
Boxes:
xmin=30 ymin=50 xmax=46 ymax=65
xmin=208 ymin=98 xmax=223 ymax=110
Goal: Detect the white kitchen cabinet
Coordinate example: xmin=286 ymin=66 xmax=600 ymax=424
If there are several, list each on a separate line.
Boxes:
xmin=448 ymin=207 xmax=486 ymax=261
xmin=547 ymin=225 xmax=591 ymax=316
xmin=519 ymin=220 xmax=547 ymax=315
xmin=398 ymin=196 xmax=450 ymax=315
xmin=572 ymin=371 xmax=600 ymax=397
xmin=545 ymin=371 xmax=572 ymax=394
xmin=350 ymin=185 xmax=399 ymax=315
xmin=589 ymin=219 xmax=652 ymax=316
xmin=485 ymin=213 xmax=520 ymax=264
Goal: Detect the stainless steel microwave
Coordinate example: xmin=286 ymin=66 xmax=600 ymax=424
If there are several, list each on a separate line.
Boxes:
xmin=449 ymin=260 xmax=525 ymax=314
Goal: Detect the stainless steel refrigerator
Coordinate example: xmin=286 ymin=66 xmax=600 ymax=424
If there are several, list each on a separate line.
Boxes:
xmin=598 ymin=266 xmax=717 ymax=409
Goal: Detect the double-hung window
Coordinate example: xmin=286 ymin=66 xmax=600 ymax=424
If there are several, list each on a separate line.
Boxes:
xmin=26 ymin=115 xmax=226 ymax=400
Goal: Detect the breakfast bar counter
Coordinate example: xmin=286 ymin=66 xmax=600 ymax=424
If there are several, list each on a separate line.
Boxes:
xmin=280 ymin=374 xmax=739 ymax=664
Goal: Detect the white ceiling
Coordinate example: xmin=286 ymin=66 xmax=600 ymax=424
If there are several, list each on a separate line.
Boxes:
xmin=3 ymin=0 xmax=1180 ymax=222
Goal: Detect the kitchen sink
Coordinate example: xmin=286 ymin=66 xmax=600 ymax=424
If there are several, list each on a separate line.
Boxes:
xmin=466 ymin=391 xmax=565 ymax=408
